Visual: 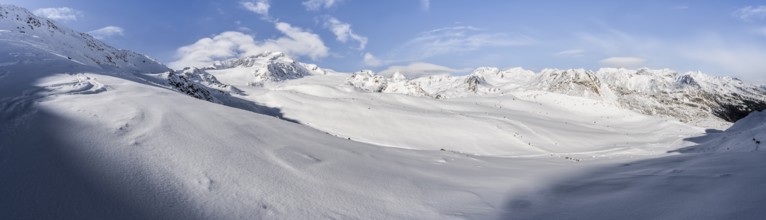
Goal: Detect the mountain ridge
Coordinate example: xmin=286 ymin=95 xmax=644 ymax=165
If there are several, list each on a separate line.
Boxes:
xmin=0 ymin=4 xmax=167 ymax=74
xmin=343 ymin=66 xmax=766 ymax=123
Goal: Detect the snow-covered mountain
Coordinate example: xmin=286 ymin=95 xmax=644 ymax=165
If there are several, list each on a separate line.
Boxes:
xmin=166 ymin=67 xmax=244 ymax=98
xmin=0 ymin=4 xmax=166 ymax=73
xmin=164 ymin=69 xmax=222 ymax=103
xmin=347 ymin=68 xmax=510 ymax=99
xmin=4 ymin=4 xmax=766 ymax=219
xmin=594 ymin=68 xmax=766 ymax=122
xmin=526 ymin=68 xmax=603 ymax=97
xmin=345 ymin=67 xmax=766 ymax=123
xmin=0 ymin=4 xmax=239 ymax=107
xmin=171 ymin=50 xmax=765 ymax=125
xmin=202 ymin=51 xmax=326 ymax=86
xmin=347 ymin=70 xmax=432 ymax=96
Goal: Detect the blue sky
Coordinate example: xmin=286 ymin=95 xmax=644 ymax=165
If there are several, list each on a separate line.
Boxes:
xmin=7 ymin=0 xmax=766 ymax=83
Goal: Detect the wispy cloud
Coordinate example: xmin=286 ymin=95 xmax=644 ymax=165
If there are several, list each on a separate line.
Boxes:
xmin=421 ymin=0 xmax=430 ymax=11
xmin=302 ymin=0 xmax=343 ymax=11
xmin=396 ymin=26 xmax=534 ymax=61
xmin=240 ymin=0 xmax=270 ymax=18
xmin=88 ymin=26 xmax=124 ymax=40
xmin=169 ymin=22 xmax=329 ymax=69
xmin=599 ymin=56 xmax=645 ymax=68
xmin=733 ymin=5 xmax=766 ymax=21
xmin=555 ymin=49 xmax=586 ymax=57
xmin=322 ymin=16 xmax=367 ymax=50
xmin=33 ymin=7 xmax=82 ymax=21
xmin=363 ymin=52 xmax=382 ymax=67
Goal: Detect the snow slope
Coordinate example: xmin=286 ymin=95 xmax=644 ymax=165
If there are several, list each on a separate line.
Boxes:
xmin=177 ymin=53 xmax=736 ymax=157
xmin=672 ymin=110 xmax=766 ymax=153
xmin=218 ymin=73 xmax=702 ymax=156
xmin=0 ymin=6 xmax=635 ymax=219
xmin=201 ymin=60 xmax=710 ymax=156
xmin=500 ymin=111 xmax=766 ymax=219
xmin=3 ymin=4 xmax=766 ymax=219
xmin=3 ymin=71 xmax=594 ymax=219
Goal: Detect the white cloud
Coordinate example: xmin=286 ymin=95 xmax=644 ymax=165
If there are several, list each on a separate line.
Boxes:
xmin=170 ymin=32 xmax=254 ymax=69
xmin=169 ymin=22 xmax=329 ymax=69
xmin=323 ymin=17 xmax=367 ymax=50
xmin=363 ymin=53 xmax=382 ymax=67
xmin=241 ymin=0 xmax=270 ymax=17
xmin=378 ymin=62 xmax=471 ymax=78
xmin=397 ymin=26 xmax=534 ymax=60
xmin=555 ymin=49 xmax=585 ymax=57
xmin=237 ymin=26 xmax=253 ymax=32
xmin=599 ymin=57 xmax=646 ymax=68
xmin=88 ymin=26 xmax=124 ymax=40
xmin=734 ymin=5 xmax=766 ymax=21
xmin=421 ymin=0 xmax=430 ymax=11
xmin=302 ymin=0 xmax=342 ymax=11
xmin=266 ymin=22 xmax=329 ymax=59
xmin=33 ymin=7 xmax=81 ymax=21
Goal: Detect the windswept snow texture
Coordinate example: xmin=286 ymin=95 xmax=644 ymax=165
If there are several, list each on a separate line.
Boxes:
xmin=3 ymin=4 xmax=766 ymax=219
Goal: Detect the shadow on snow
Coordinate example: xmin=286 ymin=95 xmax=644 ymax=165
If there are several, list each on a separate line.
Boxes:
xmin=495 ymin=129 xmax=766 ymax=220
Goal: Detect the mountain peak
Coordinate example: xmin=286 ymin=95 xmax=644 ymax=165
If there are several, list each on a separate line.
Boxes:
xmin=531 ymin=68 xmax=602 ymax=97
xmin=203 ymin=51 xmax=327 ymax=85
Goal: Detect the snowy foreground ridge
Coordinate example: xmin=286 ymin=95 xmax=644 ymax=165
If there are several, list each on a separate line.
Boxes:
xmin=2 ymin=4 xmax=766 ymax=219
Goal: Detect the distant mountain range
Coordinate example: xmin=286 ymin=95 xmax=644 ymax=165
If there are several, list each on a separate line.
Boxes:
xmin=179 ymin=51 xmax=766 ymax=123
xmin=3 ymin=3 xmax=763 ymax=124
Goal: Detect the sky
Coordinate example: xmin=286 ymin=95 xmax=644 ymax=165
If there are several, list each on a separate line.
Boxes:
xmin=6 ymin=0 xmax=766 ymax=83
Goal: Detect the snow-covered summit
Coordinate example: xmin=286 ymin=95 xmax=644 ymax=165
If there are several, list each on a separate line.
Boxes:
xmin=345 ymin=67 xmax=529 ymax=99
xmin=203 ymin=51 xmax=326 ymax=86
xmin=0 ymin=4 xmax=167 ymax=73
xmin=471 ymin=67 xmax=536 ymax=86
xmin=527 ymin=68 xmax=603 ymax=97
